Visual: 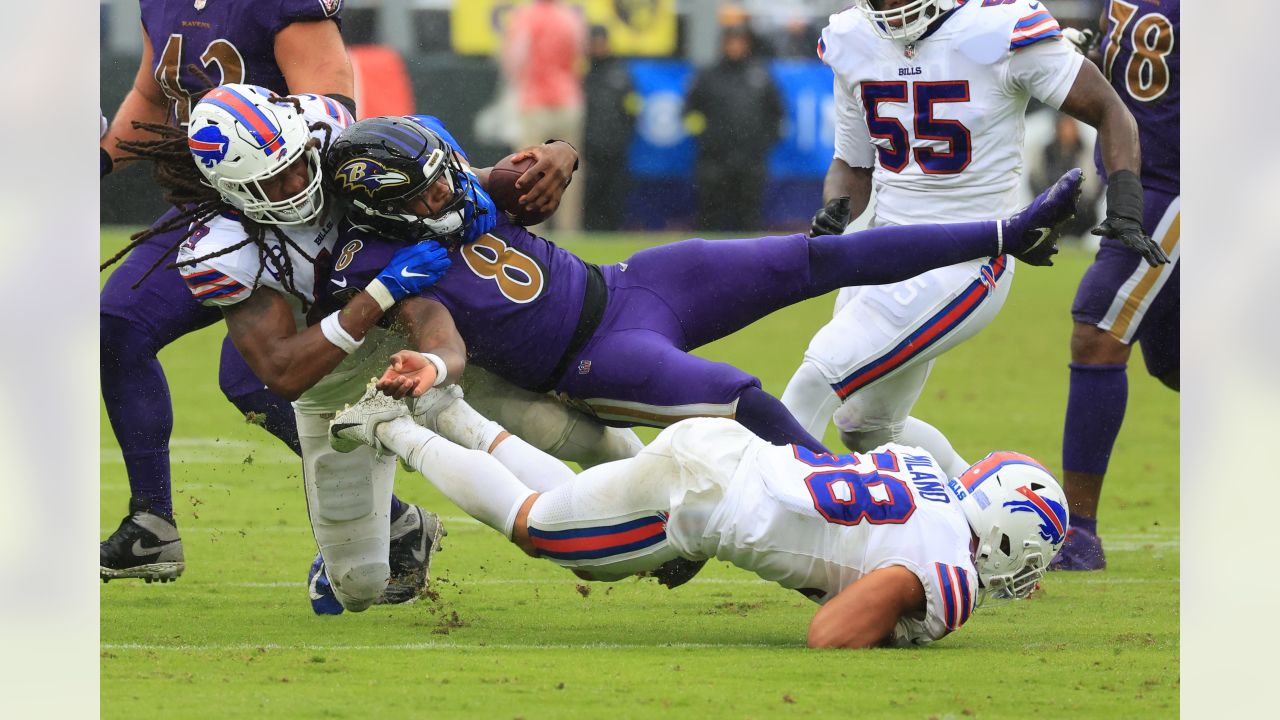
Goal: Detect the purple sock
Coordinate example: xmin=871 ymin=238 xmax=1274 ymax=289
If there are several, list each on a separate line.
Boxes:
xmin=390 ymin=495 xmax=407 ymax=522
xmin=808 ymin=221 xmax=999 ymax=293
xmin=736 ymin=386 xmax=829 ymax=453
xmin=1062 ymin=363 xmax=1128 ymax=476
xmin=101 ymin=315 xmax=175 ymax=519
xmin=1072 ymin=515 xmax=1098 ymax=533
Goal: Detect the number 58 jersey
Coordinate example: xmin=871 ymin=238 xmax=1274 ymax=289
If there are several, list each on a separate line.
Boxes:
xmin=819 ymin=0 xmax=1084 ymax=224
xmin=662 ymin=420 xmax=979 ymax=646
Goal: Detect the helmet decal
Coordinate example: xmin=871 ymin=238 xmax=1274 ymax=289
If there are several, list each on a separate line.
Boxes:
xmin=201 ymin=86 xmax=285 ymax=154
xmin=333 ymin=158 xmax=411 ymax=197
xmin=1002 ymin=486 xmax=1067 ymax=545
xmin=188 ymin=125 xmax=230 ymax=168
xmin=958 ymin=451 xmax=1049 ymax=492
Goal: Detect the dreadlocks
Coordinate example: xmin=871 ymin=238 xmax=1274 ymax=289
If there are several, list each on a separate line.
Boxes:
xmin=101 ymin=94 xmax=332 ymax=312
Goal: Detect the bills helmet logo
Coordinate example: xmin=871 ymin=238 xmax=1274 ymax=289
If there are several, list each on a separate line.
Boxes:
xmin=188 ymin=125 xmax=230 ymax=168
xmin=1003 ymin=486 xmax=1067 ymax=545
xmin=334 ymin=158 xmax=410 ymax=197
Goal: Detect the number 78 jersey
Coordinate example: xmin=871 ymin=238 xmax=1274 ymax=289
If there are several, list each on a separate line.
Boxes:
xmin=819 ymin=0 xmax=1084 ymax=224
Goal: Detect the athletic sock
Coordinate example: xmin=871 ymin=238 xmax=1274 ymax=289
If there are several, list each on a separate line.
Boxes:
xmin=900 ymin=417 xmax=969 ymax=479
xmin=377 ymin=417 xmax=534 ymax=537
xmin=1071 ymin=514 xmax=1098 ymax=534
xmin=491 ymin=436 xmax=576 ymax=492
xmin=1062 ymin=363 xmax=1128 ymax=476
xmin=101 ymin=315 xmax=175 ymax=519
xmin=735 ymin=386 xmax=828 ymax=452
xmin=808 ymin=221 xmax=1000 ymax=293
xmin=389 ymin=495 xmax=407 ymax=522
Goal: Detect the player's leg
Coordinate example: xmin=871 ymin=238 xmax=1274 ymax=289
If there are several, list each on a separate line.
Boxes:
xmin=297 ymin=411 xmax=397 ymax=612
xmin=1054 ymin=194 xmax=1180 ymax=571
xmin=459 ymin=365 xmax=643 ymax=467
xmin=100 ymin=214 xmax=222 ymax=581
xmin=556 ymin=328 xmax=826 ymax=451
xmin=616 ymin=168 xmax=1078 ymax=351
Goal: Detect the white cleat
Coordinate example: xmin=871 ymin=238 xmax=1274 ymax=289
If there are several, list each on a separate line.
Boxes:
xmin=408 ymin=384 xmax=464 ymax=431
xmin=330 ymin=383 xmax=410 ymax=453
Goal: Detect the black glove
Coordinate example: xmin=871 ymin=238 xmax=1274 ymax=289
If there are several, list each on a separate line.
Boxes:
xmin=810 ymin=196 xmax=851 ymax=237
xmin=100 ymin=147 xmax=113 ymax=179
xmin=1092 ymin=170 xmax=1169 ymax=267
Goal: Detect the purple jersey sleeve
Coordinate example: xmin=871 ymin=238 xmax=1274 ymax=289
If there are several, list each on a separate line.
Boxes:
xmin=139 ymin=0 xmax=344 ymax=126
xmin=1094 ymin=0 xmax=1179 ymax=195
xmin=317 ymin=220 xmax=590 ymax=391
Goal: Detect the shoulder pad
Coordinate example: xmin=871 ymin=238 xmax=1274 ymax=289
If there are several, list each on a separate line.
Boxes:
xmin=292 ymin=93 xmax=356 ymax=131
xmin=818 ymin=9 xmax=877 ymax=78
xmin=176 ymin=214 xmax=256 ymax=307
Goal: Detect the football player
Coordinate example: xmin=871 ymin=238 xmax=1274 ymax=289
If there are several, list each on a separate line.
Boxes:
xmin=324 ymin=117 xmax=1082 ymax=460
xmin=1052 ymin=0 xmax=1180 ymax=571
xmin=329 ymin=388 xmax=1069 ymax=648
xmin=112 ymin=85 xmax=641 ymax=613
xmin=780 ymin=0 xmax=1169 ymax=481
xmin=99 ymin=0 xmax=367 ymax=584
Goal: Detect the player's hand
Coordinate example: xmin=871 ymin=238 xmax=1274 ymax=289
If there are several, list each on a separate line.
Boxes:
xmin=459 ymin=171 xmax=498 ymax=244
xmin=511 ymin=141 xmax=578 ymax=216
xmin=1091 ymin=217 xmax=1169 ymax=267
xmin=810 ymin=196 xmax=851 ymax=237
xmin=1062 ymin=27 xmax=1098 ymax=56
xmin=369 ymin=240 xmax=451 ymax=302
xmin=376 ymin=350 xmax=437 ymax=399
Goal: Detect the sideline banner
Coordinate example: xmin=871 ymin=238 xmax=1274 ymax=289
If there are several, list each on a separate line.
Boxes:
xmin=452 ymin=1 xmax=676 ymax=57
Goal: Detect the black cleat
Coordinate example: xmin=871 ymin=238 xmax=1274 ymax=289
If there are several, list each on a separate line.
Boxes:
xmin=377 ymin=504 xmax=446 ymax=604
xmin=100 ymin=497 xmax=184 ymax=583
xmin=650 ymin=557 xmax=707 ymax=590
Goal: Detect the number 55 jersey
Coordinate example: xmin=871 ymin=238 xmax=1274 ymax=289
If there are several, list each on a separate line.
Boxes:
xmin=653 ymin=419 xmax=979 ymax=647
xmin=819 ymin=0 xmax=1084 ymax=224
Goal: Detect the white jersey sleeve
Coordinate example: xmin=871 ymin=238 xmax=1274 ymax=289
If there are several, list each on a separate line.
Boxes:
xmin=1006 ymin=37 xmax=1084 ymax=109
xmin=177 ymin=213 xmax=262 ymax=308
xmin=832 ymin=77 xmax=875 ymax=169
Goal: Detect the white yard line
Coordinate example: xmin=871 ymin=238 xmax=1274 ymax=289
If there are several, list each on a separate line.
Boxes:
xmin=101 ymin=641 xmax=785 ymax=652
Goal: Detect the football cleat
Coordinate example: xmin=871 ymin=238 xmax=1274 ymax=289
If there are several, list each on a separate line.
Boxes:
xmin=100 ymin=497 xmax=185 ymax=583
xmin=1049 ymin=526 xmax=1107 ymax=571
xmin=308 ymin=554 xmax=345 ymax=615
xmin=408 ymin=384 xmax=464 ymax=432
xmin=648 ymin=557 xmax=708 ymax=590
xmin=1001 ymin=168 xmax=1083 ymax=267
xmin=377 ymin=504 xmax=447 ymax=605
xmin=330 ymin=383 xmax=409 ymax=453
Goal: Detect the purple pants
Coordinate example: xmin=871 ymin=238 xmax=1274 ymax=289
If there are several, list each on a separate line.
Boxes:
xmin=1071 ymin=190 xmax=1180 ymax=378
xmin=555 ymin=234 xmax=815 ymax=425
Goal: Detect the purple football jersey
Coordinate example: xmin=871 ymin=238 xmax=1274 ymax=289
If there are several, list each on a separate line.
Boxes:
xmin=317 ymin=220 xmax=590 ymax=391
xmin=139 ymin=0 xmax=344 ymax=125
xmin=1095 ymin=0 xmax=1179 ymax=195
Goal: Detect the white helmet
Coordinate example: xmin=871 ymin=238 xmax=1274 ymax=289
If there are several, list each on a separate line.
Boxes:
xmin=854 ymin=0 xmax=957 ymax=43
xmin=947 ymin=451 xmax=1068 ymax=603
xmin=186 ymin=84 xmax=324 ymax=225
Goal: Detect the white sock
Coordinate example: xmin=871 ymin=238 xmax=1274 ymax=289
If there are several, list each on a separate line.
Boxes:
xmin=377 ymin=417 xmax=534 ymax=537
xmin=433 ymin=399 xmax=505 ymax=451
xmin=552 ymin=423 xmax=644 ymax=468
xmin=900 ymin=416 xmax=969 ymax=478
xmin=491 ymin=435 xmax=576 ymax=492
xmin=781 ymin=360 xmax=842 ymax=442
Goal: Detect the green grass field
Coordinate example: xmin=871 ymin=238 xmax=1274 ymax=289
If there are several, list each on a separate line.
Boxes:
xmin=100 ymin=229 xmax=1178 ymax=719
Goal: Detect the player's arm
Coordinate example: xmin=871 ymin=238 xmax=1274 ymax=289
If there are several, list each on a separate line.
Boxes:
xmin=376 ymin=297 xmax=468 ymax=399
xmin=101 ymin=27 xmax=168 ymax=173
xmin=807 ymin=565 xmax=925 ymax=649
xmin=275 ymin=19 xmax=355 ymax=105
xmin=222 ymin=286 xmax=387 ymax=400
xmin=811 ymin=78 xmax=875 ymax=237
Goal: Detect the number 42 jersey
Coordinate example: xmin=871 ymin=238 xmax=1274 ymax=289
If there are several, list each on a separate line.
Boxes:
xmin=820 ymin=0 xmax=1084 ymax=224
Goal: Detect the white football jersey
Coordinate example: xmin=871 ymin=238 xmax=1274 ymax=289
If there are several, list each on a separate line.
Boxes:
xmin=176 ymin=94 xmax=407 ymax=414
xmin=659 ymin=419 xmax=978 ymax=646
xmin=821 ymin=0 xmax=1083 ymax=224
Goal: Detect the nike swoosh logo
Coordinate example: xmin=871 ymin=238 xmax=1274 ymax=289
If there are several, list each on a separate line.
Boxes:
xmin=400 ymin=268 xmax=432 ymax=279
xmin=1030 ymin=227 xmax=1052 ymax=246
xmin=1029 ymin=1 xmax=1041 ymax=9
xmin=331 ymin=422 xmax=358 ymax=437
xmin=331 ymin=276 xmax=348 ymax=288
xmin=309 ymin=566 xmax=328 ymax=600
xmin=132 ymin=538 xmax=176 ymax=557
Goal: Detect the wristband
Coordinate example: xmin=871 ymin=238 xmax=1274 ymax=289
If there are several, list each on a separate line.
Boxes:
xmin=365 ymin=278 xmax=397 ymax=312
xmin=320 ymin=312 xmax=364 ymax=354
xmin=420 ymin=352 xmax=448 ymax=387
xmin=1105 ymin=169 xmax=1144 ymax=222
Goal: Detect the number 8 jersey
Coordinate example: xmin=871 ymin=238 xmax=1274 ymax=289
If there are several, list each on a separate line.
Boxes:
xmin=819 ymin=0 xmax=1084 ymax=224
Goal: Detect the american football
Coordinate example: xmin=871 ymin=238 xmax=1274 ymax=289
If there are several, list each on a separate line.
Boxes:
xmin=487 ymin=153 xmax=554 ymax=226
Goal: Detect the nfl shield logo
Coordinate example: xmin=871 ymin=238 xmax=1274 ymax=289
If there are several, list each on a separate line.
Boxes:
xmin=194 ymin=0 xmax=207 ymax=9
xmin=577 ymin=360 xmax=592 ymax=375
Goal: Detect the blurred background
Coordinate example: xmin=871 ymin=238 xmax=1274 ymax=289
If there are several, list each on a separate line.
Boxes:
xmin=100 ymin=0 xmax=1105 ymax=236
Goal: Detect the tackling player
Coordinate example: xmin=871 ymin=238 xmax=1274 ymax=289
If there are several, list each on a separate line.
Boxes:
xmin=328 ymin=388 xmax=1069 ymax=648
xmin=780 ymin=0 xmax=1169 ymax=481
xmin=1052 ymin=0 xmax=1180 ymax=571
